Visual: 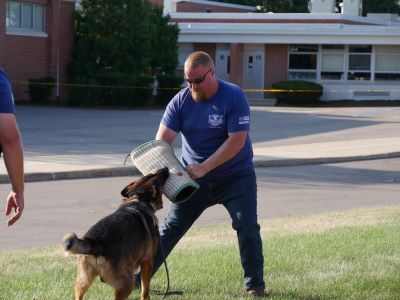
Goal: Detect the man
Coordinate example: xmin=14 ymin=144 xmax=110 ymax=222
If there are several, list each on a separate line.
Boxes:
xmin=148 ymin=51 xmax=266 ymax=296
xmin=0 ymin=67 xmax=24 ymax=226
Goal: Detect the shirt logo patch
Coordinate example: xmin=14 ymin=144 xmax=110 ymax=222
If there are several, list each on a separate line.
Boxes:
xmin=239 ymin=116 xmax=250 ymax=125
xmin=208 ymin=114 xmax=224 ymax=128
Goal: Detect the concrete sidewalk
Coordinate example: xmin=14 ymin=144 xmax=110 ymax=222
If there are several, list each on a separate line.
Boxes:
xmin=1 ymin=105 xmax=399 ymax=183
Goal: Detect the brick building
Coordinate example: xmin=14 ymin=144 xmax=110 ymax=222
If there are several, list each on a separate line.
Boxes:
xmin=2 ymin=0 xmax=400 ymax=102
xmin=1 ymin=0 xmax=75 ymax=101
xmin=167 ymin=0 xmax=400 ymax=101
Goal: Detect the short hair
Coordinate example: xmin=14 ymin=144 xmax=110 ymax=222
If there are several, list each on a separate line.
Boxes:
xmin=184 ymin=51 xmax=214 ymax=70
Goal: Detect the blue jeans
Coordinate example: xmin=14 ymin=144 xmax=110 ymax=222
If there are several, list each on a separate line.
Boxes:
xmin=139 ymin=168 xmax=265 ymax=289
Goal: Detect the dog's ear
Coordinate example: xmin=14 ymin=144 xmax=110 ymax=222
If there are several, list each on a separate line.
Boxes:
xmin=121 ymin=184 xmax=132 ymax=197
xmin=121 ymin=174 xmax=158 ymax=198
xmin=121 ymin=174 xmax=152 ymax=197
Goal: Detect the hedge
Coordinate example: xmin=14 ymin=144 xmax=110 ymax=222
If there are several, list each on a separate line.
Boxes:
xmin=68 ymin=73 xmax=154 ymax=107
xmin=155 ymin=74 xmax=184 ymax=107
xmin=28 ymin=76 xmax=56 ymax=103
xmin=272 ymin=80 xmax=323 ymax=105
xmin=68 ymin=77 xmax=102 ymax=107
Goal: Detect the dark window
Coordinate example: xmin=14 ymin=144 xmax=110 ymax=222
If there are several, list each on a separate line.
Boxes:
xmin=349 ymin=45 xmax=372 ymax=53
xmin=349 ymin=55 xmax=371 ymax=71
xmin=375 ymin=73 xmax=400 ymax=81
xmin=289 ymin=54 xmax=317 ymax=69
xmin=289 ymin=44 xmax=318 ymax=52
xmin=347 ymin=72 xmax=371 ymax=81
xmin=321 ymin=72 xmax=344 ymax=80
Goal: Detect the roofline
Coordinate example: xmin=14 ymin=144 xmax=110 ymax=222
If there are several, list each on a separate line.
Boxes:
xmin=177 ymin=23 xmax=400 ymax=44
xmin=170 ymin=12 xmax=399 ymax=26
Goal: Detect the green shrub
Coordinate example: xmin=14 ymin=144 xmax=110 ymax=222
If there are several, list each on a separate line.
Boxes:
xmin=131 ymin=75 xmax=154 ymax=107
xmin=28 ymin=76 xmax=56 ymax=102
xmin=93 ymin=72 xmax=153 ymax=107
xmin=155 ymin=74 xmax=183 ymax=107
xmin=68 ymin=77 xmax=102 ymax=107
xmin=94 ymin=72 xmax=136 ymax=106
xmin=272 ymin=80 xmax=323 ymax=105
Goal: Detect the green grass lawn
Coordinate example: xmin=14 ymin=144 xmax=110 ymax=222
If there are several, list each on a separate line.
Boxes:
xmin=1 ymin=205 xmax=399 ymax=299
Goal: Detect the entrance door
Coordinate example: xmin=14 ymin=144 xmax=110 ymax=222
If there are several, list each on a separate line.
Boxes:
xmin=243 ymin=46 xmax=265 ymax=100
xmin=216 ymin=45 xmax=230 ymax=82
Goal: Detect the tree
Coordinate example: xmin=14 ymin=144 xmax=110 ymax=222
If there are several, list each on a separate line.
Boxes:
xmin=71 ymin=0 xmax=179 ymax=78
xmin=149 ymin=7 xmax=179 ymax=74
xmin=260 ymin=0 xmax=309 ymax=12
xmin=362 ymin=0 xmax=400 ymax=15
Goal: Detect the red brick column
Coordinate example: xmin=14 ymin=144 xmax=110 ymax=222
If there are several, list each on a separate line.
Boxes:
xmin=47 ymin=0 xmax=59 ymax=79
xmin=193 ymin=43 xmax=216 ymax=63
xmin=264 ymin=44 xmax=288 ymax=97
xmin=58 ymin=1 xmax=75 ymax=100
xmin=46 ymin=0 xmax=74 ymax=100
xmin=229 ymin=43 xmax=244 ymax=87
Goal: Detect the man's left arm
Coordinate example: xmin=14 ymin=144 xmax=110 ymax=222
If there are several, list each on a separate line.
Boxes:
xmin=0 ymin=113 xmax=24 ymax=226
xmin=187 ymin=131 xmax=247 ymax=179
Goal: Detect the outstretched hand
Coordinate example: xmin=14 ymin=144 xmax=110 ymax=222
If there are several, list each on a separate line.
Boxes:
xmin=4 ymin=191 xmax=24 ymax=226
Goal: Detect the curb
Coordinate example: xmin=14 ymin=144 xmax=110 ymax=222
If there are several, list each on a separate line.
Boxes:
xmin=253 ymin=151 xmax=400 ymax=168
xmin=0 ymin=167 xmax=140 ymax=184
xmin=1 ymin=152 xmax=399 ymax=184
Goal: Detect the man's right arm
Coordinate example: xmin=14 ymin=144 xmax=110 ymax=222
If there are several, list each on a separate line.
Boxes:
xmin=156 ymin=124 xmax=178 ymax=145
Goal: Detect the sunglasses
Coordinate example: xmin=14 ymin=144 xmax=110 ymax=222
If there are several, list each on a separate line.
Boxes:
xmin=185 ymin=69 xmax=212 ymax=84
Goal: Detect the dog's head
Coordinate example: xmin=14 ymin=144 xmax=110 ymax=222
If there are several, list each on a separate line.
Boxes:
xmin=121 ymin=167 xmax=169 ymax=211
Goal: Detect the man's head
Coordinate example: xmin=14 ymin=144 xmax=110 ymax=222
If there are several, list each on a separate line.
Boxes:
xmin=184 ymin=51 xmax=218 ymax=102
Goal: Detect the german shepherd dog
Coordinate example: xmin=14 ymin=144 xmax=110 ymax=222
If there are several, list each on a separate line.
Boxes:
xmin=63 ymin=168 xmax=169 ymax=300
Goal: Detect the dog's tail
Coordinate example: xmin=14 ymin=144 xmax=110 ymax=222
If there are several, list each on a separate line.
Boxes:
xmin=62 ymin=233 xmax=102 ymax=256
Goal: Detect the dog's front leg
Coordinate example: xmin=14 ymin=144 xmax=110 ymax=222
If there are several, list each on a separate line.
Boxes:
xmin=140 ymin=260 xmax=153 ymax=300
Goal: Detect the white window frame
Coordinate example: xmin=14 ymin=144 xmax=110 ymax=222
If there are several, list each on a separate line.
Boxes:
xmin=287 ymin=44 xmax=400 ymax=83
xmin=320 ymin=45 xmax=346 ymax=81
xmin=374 ymin=46 xmax=400 ymax=82
xmin=287 ymin=44 xmax=318 ymax=81
xmin=347 ymin=45 xmax=372 ymax=81
xmin=6 ymin=1 xmax=47 ymax=37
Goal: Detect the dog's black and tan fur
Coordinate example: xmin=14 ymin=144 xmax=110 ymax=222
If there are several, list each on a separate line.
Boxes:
xmin=63 ymin=168 xmax=169 ymax=300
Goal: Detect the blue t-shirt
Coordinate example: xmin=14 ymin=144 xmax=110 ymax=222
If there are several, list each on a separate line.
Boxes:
xmin=0 ymin=68 xmax=16 ymax=113
xmin=161 ymin=79 xmax=253 ymax=180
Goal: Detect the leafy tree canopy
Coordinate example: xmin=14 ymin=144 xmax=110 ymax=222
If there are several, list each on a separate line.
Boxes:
xmin=362 ymin=0 xmax=400 ymax=15
xmin=71 ymin=0 xmax=179 ymax=78
xmin=260 ymin=0 xmax=309 ymax=13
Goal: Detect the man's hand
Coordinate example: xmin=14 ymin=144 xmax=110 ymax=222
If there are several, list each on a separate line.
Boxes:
xmin=187 ymin=163 xmax=208 ymax=179
xmin=5 ymin=191 xmax=24 ymax=226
